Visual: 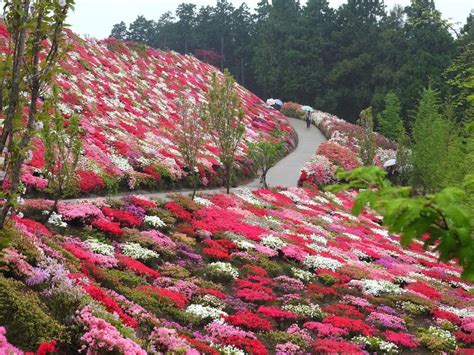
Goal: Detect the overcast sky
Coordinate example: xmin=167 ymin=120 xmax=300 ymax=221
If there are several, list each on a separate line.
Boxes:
xmin=69 ymin=0 xmax=473 ymax=39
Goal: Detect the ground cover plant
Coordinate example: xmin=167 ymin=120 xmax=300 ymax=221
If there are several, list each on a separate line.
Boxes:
xmin=0 ymin=186 xmax=470 ymax=353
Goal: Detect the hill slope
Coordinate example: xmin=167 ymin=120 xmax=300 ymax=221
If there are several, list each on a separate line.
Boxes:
xmin=0 ymin=27 xmax=295 ymax=195
xmin=0 ymin=187 xmax=471 ymax=353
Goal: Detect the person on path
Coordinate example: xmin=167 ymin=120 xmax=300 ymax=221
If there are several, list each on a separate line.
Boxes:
xmin=305 ymin=110 xmax=311 ymax=128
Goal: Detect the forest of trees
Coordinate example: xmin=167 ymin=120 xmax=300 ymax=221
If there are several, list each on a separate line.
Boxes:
xmin=110 ymin=0 xmax=473 ymax=123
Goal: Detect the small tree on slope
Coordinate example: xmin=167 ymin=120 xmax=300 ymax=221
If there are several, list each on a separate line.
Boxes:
xmin=249 ymin=141 xmax=285 ymax=188
xmin=42 ymin=86 xmax=83 ymax=221
xmin=377 ymin=92 xmax=403 ymax=140
xmin=202 ymin=70 xmax=245 ymax=194
xmin=358 ymin=106 xmax=376 ymax=166
xmin=174 ymin=95 xmax=205 ymax=199
xmin=0 ymin=0 xmax=74 ymax=228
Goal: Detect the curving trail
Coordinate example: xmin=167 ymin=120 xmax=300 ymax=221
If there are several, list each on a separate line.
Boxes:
xmin=63 ymin=117 xmax=326 ymax=203
xmin=246 ymin=117 xmax=326 ymax=188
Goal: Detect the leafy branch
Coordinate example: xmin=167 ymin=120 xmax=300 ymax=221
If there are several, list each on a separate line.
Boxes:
xmin=328 ymin=166 xmax=474 ymax=281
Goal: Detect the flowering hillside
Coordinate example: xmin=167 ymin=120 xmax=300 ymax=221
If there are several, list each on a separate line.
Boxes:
xmin=0 ymin=187 xmax=472 ymax=354
xmin=299 ymin=111 xmax=396 ymax=186
xmin=0 ymin=26 xmax=295 ymax=196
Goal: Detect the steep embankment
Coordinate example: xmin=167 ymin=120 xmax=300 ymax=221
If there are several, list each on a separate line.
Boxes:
xmin=0 ymin=27 xmax=296 ymax=196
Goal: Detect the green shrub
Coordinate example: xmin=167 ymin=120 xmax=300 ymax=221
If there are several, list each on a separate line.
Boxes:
xmin=263 ymin=331 xmax=309 ymax=349
xmin=0 ymin=275 xmax=65 ymax=350
xmin=5 ymin=224 xmax=41 ymax=264
xmin=119 ymin=286 xmax=200 ymax=326
xmin=417 ymin=327 xmax=457 ymax=352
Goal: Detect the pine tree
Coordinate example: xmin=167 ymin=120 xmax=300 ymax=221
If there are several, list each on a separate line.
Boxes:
xmin=110 ymin=21 xmax=129 ymax=40
xmin=358 ymin=106 xmax=376 ymax=166
xmin=396 ymin=121 xmax=411 ymax=186
xmin=377 ymin=92 xmax=403 ymax=140
xmin=411 ymin=87 xmax=450 ymax=192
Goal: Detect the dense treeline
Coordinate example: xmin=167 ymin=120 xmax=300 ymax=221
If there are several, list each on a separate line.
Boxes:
xmin=110 ymin=0 xmax=472 ymax=123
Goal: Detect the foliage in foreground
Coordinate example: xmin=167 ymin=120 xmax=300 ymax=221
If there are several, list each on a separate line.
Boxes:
xmin=329 ymin=166 xmax=474 ymax=281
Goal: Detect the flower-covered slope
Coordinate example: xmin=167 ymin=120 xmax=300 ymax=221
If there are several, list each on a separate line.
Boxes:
xmin=2 ymin=187 xmax=472 ymax=354
xmin=0 ymin=26 xmax=295 ymax=195
xmin=299 ymin=111 xmax=396 ymax=186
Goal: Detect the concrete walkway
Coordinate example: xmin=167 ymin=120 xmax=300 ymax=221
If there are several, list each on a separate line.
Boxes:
xmin=63 ymin=117 xmax=326 ymax=203
xmin=246 ymin=117 xmax=326 ymax=188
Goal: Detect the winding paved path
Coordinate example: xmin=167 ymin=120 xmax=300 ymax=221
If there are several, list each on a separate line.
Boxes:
xmin=246 ymin=117 xmax=327 ymax=188
xmin=63 ymin=117 xmax=326 ymax=203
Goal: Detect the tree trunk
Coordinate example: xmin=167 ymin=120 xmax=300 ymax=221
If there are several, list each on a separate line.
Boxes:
xmin=0 ymin=8 xmax=41 ymax=229
xmin=220 ymin=35 xmax=224 ymax=72
xmin=191 ymin=171 xmax=197 ymax=200
xmin=0 ymin=0 xmax=30 ymax=156
xmin=262 ymin=169 xmax=268 ymax=188
xmin=225 ymin=165 xmax=231 ymax=194
xmin=241 ymin=57 xmax=245 ymax=87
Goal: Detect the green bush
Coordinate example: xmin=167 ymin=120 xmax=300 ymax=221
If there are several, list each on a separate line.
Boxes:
xmin=417 ymin=327 xmax=457 ymax=352
xmin=263 ymin=331 xmax=309 ymax=349
xmin=0 ymin=275 xmax=65 ymax=350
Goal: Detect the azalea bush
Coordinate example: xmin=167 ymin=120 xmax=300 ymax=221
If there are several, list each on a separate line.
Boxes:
xmin=281 ymin=102 xmax=305 ymax=119
xmin=0 ymin=187 xmax=471 ymax=353
xmin=299 ymin=110 xmax=397 ymax=186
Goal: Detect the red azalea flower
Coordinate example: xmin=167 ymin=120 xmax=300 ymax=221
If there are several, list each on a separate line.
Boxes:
xmin=36 ymin=340 xmax=57 ymax=355
xmin=307 ymin=283 xmax=337 ymax=296
xmin=179 ymin=335 xmax=219 ymax=355
xmin=136 ymin=285 xmax=188 ymax=309
xmin=323 ymin=315 xmax=376 ymax=336
xmin=164 ymin=201 xmax=193 ymax=221
xmin=102 ymin=207 xmax=142 ymax=227
xmin=324 ymin=304 xmax=365 ymax=319
xmin=432 ymin=308 xmax=462 ymax=325
xmin=199 ymin=287 xmax=227 ymax=300
xmin=82 ymin=284 xmax=138 ymax=328
xmin=455 ymin=331 xmax=474 ymax=345
xmin=257 ymin=306 xmax=297 ymax=320
xmin=116 ymin=253 xmax=160 ymax=279
xmin=225 ymin=311 xmax=273 ymax=331
xmin=92 ymin=217 xmax=123 ymax=237
xmin=77 ymin=170 xmax=105 ymax=193
xmin=242 ymin=264 xmax=268 ymax=277
xmin=235 ymin=288 xmax=276 ymax=302
xmin=383 ymin=330 xmax=419 ymax=348
xmin=407 ymin=281 xmax=441 ymax=300
xmin=203 ymin=247 xmax=231 ymax=260
xmin=13 ymin=216 xmax=52 ymax=238
xmin=126 ymin=195 xmax=157 ymax=209
xmin=221 ymin=335 xmax=268 ymax=355
xmin=313 ymin=339 xmax=363 ymax=354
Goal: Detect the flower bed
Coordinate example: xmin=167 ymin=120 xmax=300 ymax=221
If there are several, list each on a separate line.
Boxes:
xmin=0 ymin=25 xmax=296 ymax=196
xmin=299 ymin=110 xmax=397 ymax=187
xmin=1 ymin=188 xmax=471 ymax=353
